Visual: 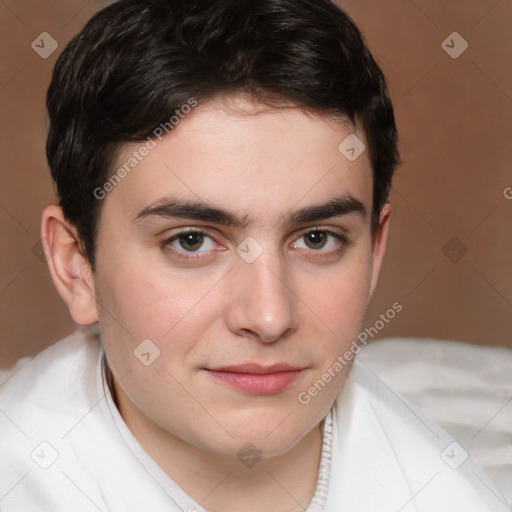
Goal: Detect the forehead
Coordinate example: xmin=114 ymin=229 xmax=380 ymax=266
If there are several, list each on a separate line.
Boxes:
xmin=105 ymin=95 xmax=373 ymax=226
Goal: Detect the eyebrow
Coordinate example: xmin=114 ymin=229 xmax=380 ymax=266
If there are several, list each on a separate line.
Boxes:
xmin=133 ymin=194 xmax=367 ymax=230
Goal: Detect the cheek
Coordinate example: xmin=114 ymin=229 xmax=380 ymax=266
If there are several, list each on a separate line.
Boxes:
xmin=96 ymin=258 xmax=221 ymax=340
xmin=308 ymin=252 xmax=373 ymax=338
xmin=92 ymin=256 xmax=229 ymax=387
xmin=294 ymin=256 xmax=372 ymax=418
xmin=94 ymin=264 xmax=220 ymax=403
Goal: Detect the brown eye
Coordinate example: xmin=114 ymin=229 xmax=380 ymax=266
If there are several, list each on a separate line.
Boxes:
xmin=178 ymin=232 xmax=205 ymax=251
xmin=291 ymin=228 xmax=349 ymax=257
xmin=303 ymin=230 xmax=328 ymax=250
xmin=161 ymin=228 xmax=226 ymax=263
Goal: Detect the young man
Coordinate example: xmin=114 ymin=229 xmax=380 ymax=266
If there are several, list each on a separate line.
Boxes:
xmin=0 ymin=1 xmax=509 ymax=511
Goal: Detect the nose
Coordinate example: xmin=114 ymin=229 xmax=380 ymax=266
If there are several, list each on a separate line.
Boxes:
xmin=225 ymin=250 xmax=298 ymax=344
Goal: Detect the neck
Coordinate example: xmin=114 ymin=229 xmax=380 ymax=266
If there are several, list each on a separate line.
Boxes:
xmin=116 ymin=391 xmax=324 ymax=512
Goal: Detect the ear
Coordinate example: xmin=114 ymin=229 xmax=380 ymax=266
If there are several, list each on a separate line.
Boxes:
xmin=368 ymin=202 xmax=392 ymax=299
xmin=41 ymin=204 xmax=99 ymax=325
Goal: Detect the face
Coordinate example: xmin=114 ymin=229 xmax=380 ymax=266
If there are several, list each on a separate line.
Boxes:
xmin=89 ymin=95 xmax=389 ymax=460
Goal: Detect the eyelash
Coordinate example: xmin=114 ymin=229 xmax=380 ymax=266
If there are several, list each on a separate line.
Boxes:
xmin=160 ymin=227 xmax=351 ymax=262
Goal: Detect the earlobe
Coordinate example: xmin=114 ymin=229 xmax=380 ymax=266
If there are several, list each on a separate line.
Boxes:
xmin=41 ymin=204 xmax=99 ymax=325
xmin=368 ymin=203 xmax=392 ymax=299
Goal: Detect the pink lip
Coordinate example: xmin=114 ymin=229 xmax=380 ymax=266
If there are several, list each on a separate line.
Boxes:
xmin=206 ymin=363 xmax=304 ymax=394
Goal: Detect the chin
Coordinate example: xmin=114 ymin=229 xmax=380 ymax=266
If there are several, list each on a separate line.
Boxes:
xmin=204 ymin=406 xmax=321 ymax=459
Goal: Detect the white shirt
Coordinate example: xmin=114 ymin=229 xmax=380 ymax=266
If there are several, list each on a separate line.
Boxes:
xmin=0 ymin=328 xmax=509 ymax=512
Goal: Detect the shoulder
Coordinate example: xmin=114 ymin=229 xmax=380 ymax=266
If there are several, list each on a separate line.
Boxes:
xmin=0 ymin=327 xmax=100 ymax=415
xmin=328 ymin=359 xmax=511 ymax=511
xmin=0 ymin=327 xmax=103 ymax=510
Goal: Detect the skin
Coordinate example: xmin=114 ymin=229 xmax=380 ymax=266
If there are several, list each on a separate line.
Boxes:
xmin=42 ymin=94 xmax=391 ymax=512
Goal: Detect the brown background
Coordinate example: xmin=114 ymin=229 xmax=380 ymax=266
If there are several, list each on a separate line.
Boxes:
xmin=0 ymin=0 xmax=511 ymax=367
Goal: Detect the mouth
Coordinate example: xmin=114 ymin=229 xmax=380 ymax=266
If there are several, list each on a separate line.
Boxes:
xmin=205 ymin=363 xmax=305 ymax=394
